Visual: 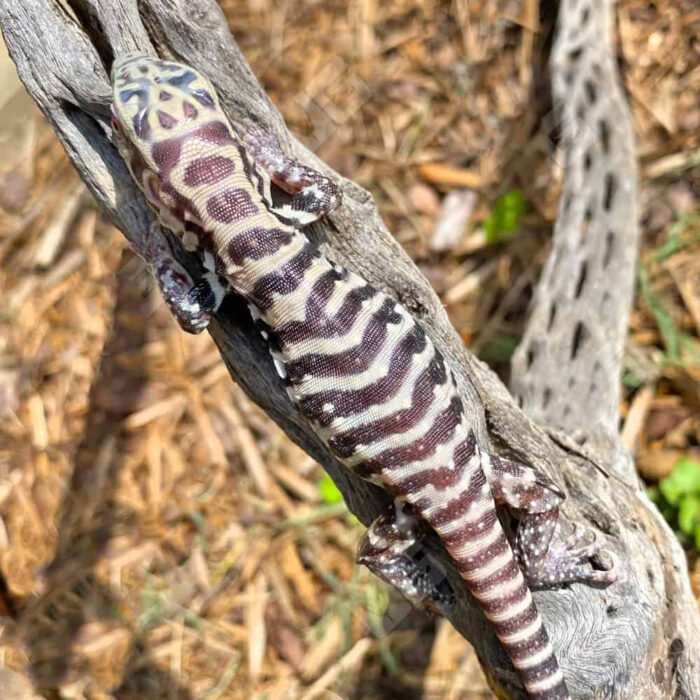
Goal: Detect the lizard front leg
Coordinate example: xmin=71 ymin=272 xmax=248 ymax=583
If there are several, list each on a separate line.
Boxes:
xmin=139 ymin=223 xmax=227 ymax=335
xmin=242 ymin=125 xmax=342 ymax=227
xmin=482 ymin=453 xmax=619 ymax=587
xmin=357 ymin=501 xmax=455 ymax=616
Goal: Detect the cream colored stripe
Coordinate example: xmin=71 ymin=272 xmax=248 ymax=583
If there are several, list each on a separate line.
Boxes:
xmin=465 ymin=546 xmax=513 ymax=583
xmin=477 ymin=570 xmax=525 ymax=603
xmin=320 ymin=339 xmax=435 ymax=437
xmin=293 ymin=307 xmax=412 ymax=395
xmin=499 ymin=615 xmax=542 ymax=645
xmin=342 ymin=377 xmax=458 ymax=466
xmin=526 ymin=668 xmax=565 ymax=693
xmin=267 ymin=258 xmax=334 ymax=324
xmin=283 ymin=278 xmax=384 ymax=361
xmin=450 ymin=519 xmax=502 ymax=560
xmin=514 ymin=640 xmax=555 ymax=670
xmin=486 ymin=587 xmax=532 ymax=624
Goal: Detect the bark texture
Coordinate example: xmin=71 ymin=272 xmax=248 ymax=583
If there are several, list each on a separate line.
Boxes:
xmin=0 ymin=0 xmax=697 ymax=697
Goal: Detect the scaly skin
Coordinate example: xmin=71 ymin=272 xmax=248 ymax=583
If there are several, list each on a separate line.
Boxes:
xmin=111 ymin=53 xmax=619 ymax=699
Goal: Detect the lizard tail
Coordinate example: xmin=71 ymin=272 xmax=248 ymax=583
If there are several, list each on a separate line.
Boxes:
xmin=417 ymin=459 xmax=570 ymax=700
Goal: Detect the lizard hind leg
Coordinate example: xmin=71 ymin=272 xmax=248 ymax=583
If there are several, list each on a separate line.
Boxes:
xmin=356 ymin=501 xmax=455 ymax=615
xmin=482 ymin=453 xmax=619 ymax=587
xmin=242 ymin=125 xmax=342 ymax=227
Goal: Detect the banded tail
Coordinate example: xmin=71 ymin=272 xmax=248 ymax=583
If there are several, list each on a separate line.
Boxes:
xmin=417 ymin=454 xmax=568 ymax=699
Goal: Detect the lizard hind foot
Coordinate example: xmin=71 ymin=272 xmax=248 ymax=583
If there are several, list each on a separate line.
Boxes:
xmin=531 ymin=521 xmax=621 ymax=588
xmin=357 ymin=505 xmax=455 ymax=616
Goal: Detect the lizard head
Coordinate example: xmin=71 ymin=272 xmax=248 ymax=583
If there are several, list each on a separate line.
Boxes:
xmin=111 ymin=53 xmax=221 ymax=153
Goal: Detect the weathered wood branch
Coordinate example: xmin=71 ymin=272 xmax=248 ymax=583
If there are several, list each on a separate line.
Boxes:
xmin=1 ymin=0 xmax=698 ymax=697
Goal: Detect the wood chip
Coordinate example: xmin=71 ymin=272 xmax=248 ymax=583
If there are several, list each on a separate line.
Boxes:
xmin=418 ymin=163 xmax=483 ymax=189
xmin=621 ymin=384 xmax=656 ymax=452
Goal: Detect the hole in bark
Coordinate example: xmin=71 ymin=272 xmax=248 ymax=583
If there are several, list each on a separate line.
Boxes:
xmin=583 ymin=149 xmax=593 ymax=172
xmin=581 ymin=204 xmax=594 ymax=239
xmin=603 ymin=230 xmax=615 ymax=267
xmin=606 ymin=604 xmax=618 ymax=617
xmin=603 ymin=172 xmax=617 ymax=211
xmin=669 ymin=638 xmax=684 ymax=656
xmin=526 ymin=345 xmax=537 ymax=369
xmin=574 ymin=261 xmax=588 ymax=298
xmin=547 ymin=303 xmax=557 ymax=330
xmin=568 ymin=47 xmax=583 ymax=63
xmin=517 ymin=394 xmax=524 ymax=408
xmin=562 ymin=191 xmax=572 ymax=214
xmin=584 ymin=79 xmax=597 ymax=105
xmin=571 ymin=322 xmax=588 ymax=360
xmin=581 ymin=6 xmax=590 ymax=25
xmin=543 ymin=387 xmax=552 ymax=409
xmin=599 ymin=119 xmax=610 ymax=153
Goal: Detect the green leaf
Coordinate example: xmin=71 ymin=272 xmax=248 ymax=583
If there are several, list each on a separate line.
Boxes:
xmin=659 ymin=458 xmax=700 ymax=505
xmin=621 ymin=368 xmax=643 ymax=389
xmin=678 ymin=494 xmax=700 ymax=536
xmin=695 ymin=524 xmax=700 ymax=551
xmin=477 ymin=334 xmax=521 ymax=363
xmin=484 ymin=189 xmax=526 ymax=244
xmin=318 ymin=472 xmax=344 ymax=504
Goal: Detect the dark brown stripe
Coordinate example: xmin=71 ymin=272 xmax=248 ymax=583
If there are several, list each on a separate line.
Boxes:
xmin=519 ymin=655 xmax=560 ymax=688
xmin=248 ymin=242 xmax=320 ymax=311
xmin=194 ymin=120 xmax=236 ymax=147
xmin=530 ymin=678 xmax=568 ymax=700
xmin=355 ymin=397 xmax=463 ymax=474
xmin=298 ymin=322 xmax=427 ymax=426
xmin=453 ymin=530 xmax=509 ymax=571
xmin=413 ymin=462 xmax=487 ymax=527
xmin=286 ymin=297 xmax=401 ymax=384
xmin=183 ymin=155 xmax=236 ymax=187
xmin=276 ymin=278 xmax=376 ymax=346
xmin=466 ymin=557 xmax=520 ymax=595
xmin=386 ymin=426 xmax=476 ymax=496
xmin=206 ymin=187 xmax=258 ymax=224
xmin=226 ymin=227 xmax=295 ymax=265
xmin=502 ymin=622 xmax=550 ymax=662
xmin=479 ymin=577 xmax=529 ymax=617
xmin=328 ymin=352 xmax=447 ymax=456
xmin=491 ymin=599 xmax=539 ymax=639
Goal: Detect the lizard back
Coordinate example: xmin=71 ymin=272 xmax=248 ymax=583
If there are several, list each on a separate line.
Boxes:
xmin=112 ymin=54 xmax=570 ymax=700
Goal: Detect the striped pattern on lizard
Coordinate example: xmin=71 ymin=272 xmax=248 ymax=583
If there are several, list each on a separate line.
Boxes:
xmin=111 ymin=54 xmax=618 ymax=700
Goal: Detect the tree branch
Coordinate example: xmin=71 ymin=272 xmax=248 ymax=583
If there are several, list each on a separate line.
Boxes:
xmin=1 ymin=0 xmax=698 ymax=697
xmin=511 ymin=0 xmax=639 ymax=467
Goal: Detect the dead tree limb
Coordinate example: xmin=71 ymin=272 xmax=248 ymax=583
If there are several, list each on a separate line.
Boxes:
xmin=0 ymin=0 xmax=698 ymax=697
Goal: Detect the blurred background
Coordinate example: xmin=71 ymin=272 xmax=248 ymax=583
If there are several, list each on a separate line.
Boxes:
xmin=0 ymin=1 xmax=697 ymax=698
